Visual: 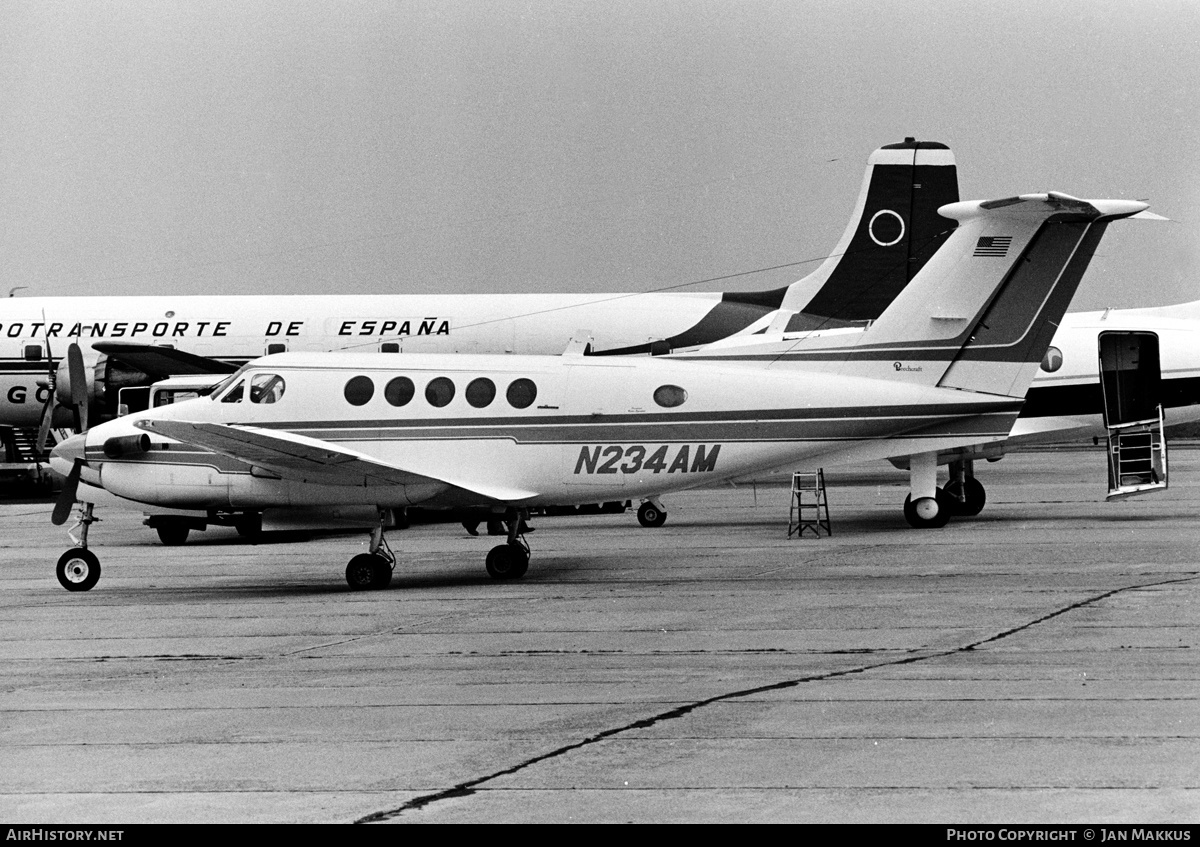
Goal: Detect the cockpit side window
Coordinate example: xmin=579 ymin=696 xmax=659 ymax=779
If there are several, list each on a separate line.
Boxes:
xmin=209 ymin=364 xmax=252 ymax=401
xmin=219 ymin=379 xmax=246 ymax=403
xmin=249 ymin=373 xmax=286 ymax=404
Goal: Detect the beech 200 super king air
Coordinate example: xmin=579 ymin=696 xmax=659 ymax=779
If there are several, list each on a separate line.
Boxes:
xmin=1 ymin=139 xmax=957 ymax=469
xmin=46 ymin=191 xmax=1150 ymax=591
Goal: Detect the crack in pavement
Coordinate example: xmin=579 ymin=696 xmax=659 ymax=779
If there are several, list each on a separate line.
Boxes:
xmin=354 ymin=575 xmax=1197 ymax=823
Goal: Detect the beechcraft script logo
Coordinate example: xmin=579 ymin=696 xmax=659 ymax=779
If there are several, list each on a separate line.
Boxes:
xmin=974 ymin=235 xmax=1013 ymax=257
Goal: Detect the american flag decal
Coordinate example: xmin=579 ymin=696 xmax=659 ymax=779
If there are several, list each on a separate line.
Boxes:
xmin=974 ymin=235 xmax=1013 ymax=257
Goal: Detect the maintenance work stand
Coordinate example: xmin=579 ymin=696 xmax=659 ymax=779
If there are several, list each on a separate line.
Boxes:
xmin=788 ymin=470 xmax=831 ymax=538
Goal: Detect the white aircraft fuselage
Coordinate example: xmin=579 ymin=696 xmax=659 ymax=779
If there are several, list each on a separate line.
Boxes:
xmin=64 ymin=352 xmax=1021 ymax=512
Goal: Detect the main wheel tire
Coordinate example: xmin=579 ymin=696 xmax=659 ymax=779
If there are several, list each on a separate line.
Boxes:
xmin=56 ymin=548 xmax=101 ymax=592
xmin=156 ymin=521 xmax=190 ymax=546
xmin=637 ymin=502 xmax=667 ymax=528
xmin=903 ymin=491 xmax=951 ymax=529
xmin=485 ymin=543 xmax=529 ymax=579
xmin=235 ymin=512 xmax=263 ymax=539
xmin=943 ymin=477 xmax=987 ymax=517
xmin=345 ymin=553 xmax=392 ymax=590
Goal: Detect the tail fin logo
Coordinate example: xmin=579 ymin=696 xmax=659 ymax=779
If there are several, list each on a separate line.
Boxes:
xmin=868 ymin=210 xmax=905 ymax=247
xmin=973 ymin=235 xmax=1013 ymax=257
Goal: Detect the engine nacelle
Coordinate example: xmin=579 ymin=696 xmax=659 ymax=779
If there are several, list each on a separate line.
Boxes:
xmin=54 ymin=350 xmax=152 ymax=423
xmin=103 ymin=433 xmax=151 ymax=459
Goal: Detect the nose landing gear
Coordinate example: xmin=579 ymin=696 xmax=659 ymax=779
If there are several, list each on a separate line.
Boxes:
xmin=56 ymin=547 xmax=100 ymax=592
xmin=55 ymin=502 xmax=102 ymax=591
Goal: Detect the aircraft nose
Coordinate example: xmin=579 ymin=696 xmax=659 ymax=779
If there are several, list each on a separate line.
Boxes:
xmin=51 ymin=432 xmax=87 ymax=466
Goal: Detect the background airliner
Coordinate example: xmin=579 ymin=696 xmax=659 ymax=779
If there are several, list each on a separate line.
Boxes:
xmin=0 ymin=139 xmax=957 ymax=458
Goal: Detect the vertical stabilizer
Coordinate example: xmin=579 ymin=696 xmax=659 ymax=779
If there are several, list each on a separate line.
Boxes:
xmin=780 ymin=138 xmax=959 ymax=320
xmin=840 ymin=193 xmax=1150 ymax=394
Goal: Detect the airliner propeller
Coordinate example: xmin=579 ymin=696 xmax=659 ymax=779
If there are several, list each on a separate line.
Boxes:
xmin=35 ymin=341 xmax=89 ymax=454
xmin=39 ymin=336 xmax=93 ymax=530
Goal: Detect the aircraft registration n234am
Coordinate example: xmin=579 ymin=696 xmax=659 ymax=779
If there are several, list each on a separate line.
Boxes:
xmin=47 ymin=191 xmax=1150 ymax=592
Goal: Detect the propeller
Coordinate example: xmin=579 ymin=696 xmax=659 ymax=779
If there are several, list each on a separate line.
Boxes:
xmin=51 ymin=458 xmax=83 ymax=526
xmin=34 ymin=329 xmax=58 ymax=454
xmin=67 ymin=342 xmax=88 ymax=432
xmin=36 ymin=341 xmax=89 ymax=454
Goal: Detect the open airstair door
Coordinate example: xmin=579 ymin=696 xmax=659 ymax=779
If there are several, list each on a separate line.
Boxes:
xmin=1099 ymin=331 xmax=1167 ymax=500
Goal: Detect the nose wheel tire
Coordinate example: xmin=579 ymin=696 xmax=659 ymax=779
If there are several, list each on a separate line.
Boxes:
xmin=57 ymin=548 xmax=101 ymax=592
xmin=486 ymin=543 xmax=529 ymax=579
xmin=345 ymin=553 xmax=392 ymax=590
xmin=637 ymin=502 xmax=667 ymax=528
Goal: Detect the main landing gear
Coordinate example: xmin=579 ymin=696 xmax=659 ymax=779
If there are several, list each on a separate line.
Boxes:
xmin=484 ymin=511 xmax=530 ymax=579
xmin=637 ymin=498 xmax=667 ymax=528
xmin=146 ymin=511 xmax=264 ymax=546
xmin=902 ymin=455 xmax=988 ymax=529
xmin=345 ymin=510 xmax=396 ymax=590
xmin=344 ymin=508 xmax=534 ymax=590
xmin=943 ymin=459 xmax=987 ymax=517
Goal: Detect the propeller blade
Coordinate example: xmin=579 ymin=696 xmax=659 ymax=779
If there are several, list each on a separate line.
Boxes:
xmin=51 ymin=459 xmax=82 ymax=526
xmin=35 ymin=391 xmax=56 ymax=453
xmin=67 ymin=343 xmax=88 ymax=433
xmin=36 ymin=321 xmax=59 ymax=454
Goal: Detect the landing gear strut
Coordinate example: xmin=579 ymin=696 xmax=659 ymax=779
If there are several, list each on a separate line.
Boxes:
xmin=56 ymin=503 xmax=102 ymax=591
xmin=345 ymin=509 xmax=395 ymax=590
xmin=485 ymin=509 xmax=531 ymax=579
xmin=903 ymin=451 xmax=950 ymax=529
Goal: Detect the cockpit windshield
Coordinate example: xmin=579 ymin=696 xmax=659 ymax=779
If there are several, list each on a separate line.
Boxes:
xmin=209 ymin=364 xmax=253 ymax=401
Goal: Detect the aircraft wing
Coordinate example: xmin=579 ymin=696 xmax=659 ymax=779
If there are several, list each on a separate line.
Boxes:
xmin=92 ymin=343 xmax=241 ymax=377
xmin=134 ymin=419 xmax=540 ymax=502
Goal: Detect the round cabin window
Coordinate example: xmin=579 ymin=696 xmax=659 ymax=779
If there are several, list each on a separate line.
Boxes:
xmin=506 ymin=378 xmax=537 ymax=409
xmin=1040 ymin=346 xmax=1063 ymax=373
xmin=344 ymin=375 xmax=374 ymax=406
xmin=466 ymin=377 xmax=497 ymax=408
xmin=425 ymin=376 xmax=456 ymax=408
xmin=385 ymin=376 xmax=415 ymax=407
xmin=653 ymin=384 xmax=688 ymax=408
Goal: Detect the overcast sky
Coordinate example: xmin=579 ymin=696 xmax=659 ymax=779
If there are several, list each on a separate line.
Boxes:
xmin=2 ymin=0 xmax=1197 ymax=311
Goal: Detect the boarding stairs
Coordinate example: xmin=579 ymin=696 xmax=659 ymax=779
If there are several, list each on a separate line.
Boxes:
xmin=1105 ymin=406 xmax=1167 ymax=500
